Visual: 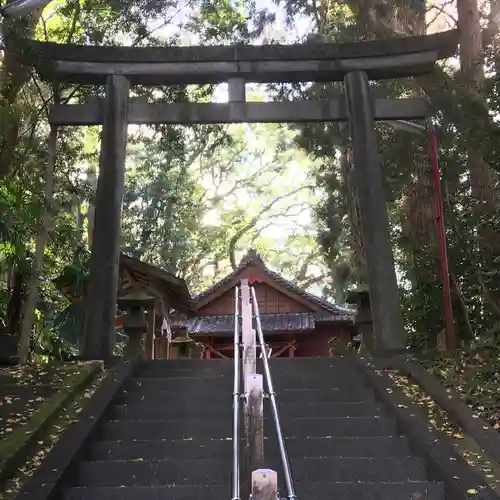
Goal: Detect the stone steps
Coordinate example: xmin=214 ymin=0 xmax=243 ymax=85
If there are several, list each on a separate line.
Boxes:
xmin=98 ymin=415 xmax=395 ymax=440
xmin=63 ymin=481 xmax=445 ymax=500
xmin=125 ymin=372 xmax=364 ymax=391
xmin=110 ymin=400 xmax=385 ymax=420
xmin=56 ymin=357 xmax=445 ymax=500
xmin=76 ymin=456 xmax=427 ymax=487
xmin=89 ymin=436 xmax=411 ymax=461
xmin=116 ymin=385 xmax=375 ymax=404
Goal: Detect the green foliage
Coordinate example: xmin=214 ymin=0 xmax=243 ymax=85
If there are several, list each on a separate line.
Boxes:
xmin=52 ymin=246 xmax=91 ymax=299
xmin=121 ymin=120 xmax=329 ymax=295
xmin=3 ymin=0 xmax=500 ymax=363
xmin=270 ymin=0 xmax=500 ymax=351
xmin=417 ymin=348 xmax=500 ymax=429
xmin=402 ymin=283 xmax=445 ymax=350
xmin=31 ymin=326 xmax=77 ymax=362
xmin=0 ymin=0 xmax=333 ymax=361
xmin=52 ymin=302 xmax=85 ymax=347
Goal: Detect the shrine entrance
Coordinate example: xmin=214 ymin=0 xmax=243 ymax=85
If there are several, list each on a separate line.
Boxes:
xmin=18 ymin=30 xmax=459 ymax=360
xmin=202 ymin=338 xmax=297 ymax=360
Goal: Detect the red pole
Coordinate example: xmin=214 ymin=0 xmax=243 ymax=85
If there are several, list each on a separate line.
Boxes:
xmin=428 ymin=131 xmax=456 ymax=350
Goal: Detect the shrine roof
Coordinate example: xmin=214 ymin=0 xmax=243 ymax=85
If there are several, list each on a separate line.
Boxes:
xmin=119 ymin=254 xmax=193 ymax=311
xmin=174 ymin=310 xmax=354 ymax=335
xmin=181 ymin=312 xmax=316 ymax=335
xmin=54 ymin=252 xmax=193 ymax=311
xmin=194 ymin=249 xmax=353 ymax=316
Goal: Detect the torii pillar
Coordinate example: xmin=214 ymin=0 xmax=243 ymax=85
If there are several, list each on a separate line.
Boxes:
xmin=81 ymin=75 xmax=130 ymax=360
xmin=344 ymin=71 xmax=405 ymax=353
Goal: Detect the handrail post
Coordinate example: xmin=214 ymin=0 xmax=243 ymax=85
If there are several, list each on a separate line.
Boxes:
xmin=232 ymin=286 xmax=241 ymax=500
xmin=241 ymin=279 xmax=256 ymax=392
xmin=250 ymin=286 xmax=297 ymax=500
xmin=252 ymin=469 xmax=278 ymax=500
xmin=244 ymin=373 xmax=264 ymax=498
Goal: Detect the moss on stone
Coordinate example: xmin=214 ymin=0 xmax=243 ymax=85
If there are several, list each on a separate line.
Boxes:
xmin=0 ymin=361 xmax=101 ymax=486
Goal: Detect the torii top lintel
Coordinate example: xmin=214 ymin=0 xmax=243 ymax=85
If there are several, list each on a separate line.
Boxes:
xmin=18 ymin=30 xmax=459 ymax=86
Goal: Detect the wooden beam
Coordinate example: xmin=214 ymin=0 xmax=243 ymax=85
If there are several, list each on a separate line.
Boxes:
xmin=145 ymin=310 xmax=155 ymax=361
xmin=206 ymin=344 xmax=229 ymax=359
xmin=271 ymin=341 xmax=296 ymax=358
xmin=50 ymin=98 xmax=427 ymax=126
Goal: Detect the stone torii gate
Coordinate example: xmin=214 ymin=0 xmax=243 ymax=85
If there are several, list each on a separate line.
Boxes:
xmin=17 ymin=30 xmax=459 ymax=360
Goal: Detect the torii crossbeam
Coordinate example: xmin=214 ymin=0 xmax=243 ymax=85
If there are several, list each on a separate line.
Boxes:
xmin=1 ymin=0 xmax=52 ymax=17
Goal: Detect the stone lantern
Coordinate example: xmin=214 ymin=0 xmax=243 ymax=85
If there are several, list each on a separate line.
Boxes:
xmin=346 ymin=284 xmax=374 ymax=353
xmin=170 ymin=330 xmax=204 ymax=359
xmin=117 ymin=288 xmax=155 ymax=358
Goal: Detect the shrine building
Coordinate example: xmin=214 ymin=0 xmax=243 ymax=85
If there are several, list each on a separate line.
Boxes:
xmin=170 ymin=250 xmax=355 ymax=359
xmin=55 ymin=250 xmax=355 ymax=360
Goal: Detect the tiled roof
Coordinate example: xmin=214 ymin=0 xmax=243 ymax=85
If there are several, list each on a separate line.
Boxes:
xmin=177 ymin=312 xmax=316 ymax=335
xmin=194 ymin=249 xmax=353 ymax=315
xmin=120 ymin=253 xmax=193 ymax=311
xmin=173 ymin=310 xmax=354 ymax=336
xmin=315 ymin=312 xmax=355 ymax=322
xmin=54 ymin=252 xmax=193 ymax=310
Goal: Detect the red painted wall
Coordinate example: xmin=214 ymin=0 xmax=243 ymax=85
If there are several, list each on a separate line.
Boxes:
xmin=295 ymin=331 xmax=330 ymax=357
xmin=189 ymin=322 xmax=354 ymax=360
xmin=315 ymin=323 xmax=354 ymax=343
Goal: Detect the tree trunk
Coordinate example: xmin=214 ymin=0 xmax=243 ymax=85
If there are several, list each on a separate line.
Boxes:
xmin=341 ymin=147 xmax=367 ymax=282
xmin=6 ymin=265 xmax=26 ymax=337
xmin=17 ymin=124 xmax=58 ymax=363
xmin=86 ymin=169 xmax=97 ymax=247
xmin=400 ymin=2 xmax=439 ymax=291
xmin=458 ymin=0 xmax=500 ymax=315
xmin=458 ymin=0 xmax=494 ymax=200
xmin=0 ymin=11 xmax=43 ymax=179
xmin=450 ymin=272 xmax=475 ymax=340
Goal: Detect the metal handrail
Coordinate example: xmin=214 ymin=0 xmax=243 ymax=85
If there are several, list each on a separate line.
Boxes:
xmin=232 ymin=285 xmax=241 ymax=500
xmin=250 ymin=286 xmax=297 ymax=500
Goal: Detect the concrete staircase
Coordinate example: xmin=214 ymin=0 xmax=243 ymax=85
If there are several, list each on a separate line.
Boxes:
xmin=63 ymin=357 xmax=444 ymax=500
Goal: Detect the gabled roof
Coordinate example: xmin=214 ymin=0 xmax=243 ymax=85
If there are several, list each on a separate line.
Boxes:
xmin=120 ymin=254 xmax=194 ymax=312
xmin=194 ymin=249 xmax=352 ymax=316
xmin=54 ymin=252 xmax=193 ymax=312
